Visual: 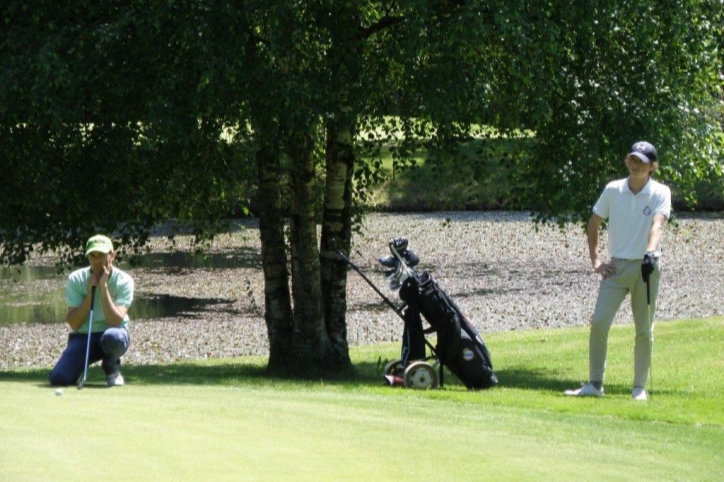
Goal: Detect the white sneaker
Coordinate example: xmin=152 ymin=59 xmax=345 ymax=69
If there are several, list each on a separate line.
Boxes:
xmin=564 ymin=383 xmax=604 ymax=397
xmin=632 ymin=387 xmax=647 ymax=401
xmin=107 ymin=371 xmax=125 ymax=387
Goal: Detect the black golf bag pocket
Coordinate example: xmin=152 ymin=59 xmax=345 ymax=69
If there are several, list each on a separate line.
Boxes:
xmin=415 ymin=271 xmax=497 ymax=389
xmin=401 ymin=306 xmax=427 ymax=364
xmin=452 ymin=315 xmax=498 ymax=389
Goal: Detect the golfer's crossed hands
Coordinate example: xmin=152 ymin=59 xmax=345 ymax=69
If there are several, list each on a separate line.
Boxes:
xmin=89 ymin=265 xmax=111 ymax=289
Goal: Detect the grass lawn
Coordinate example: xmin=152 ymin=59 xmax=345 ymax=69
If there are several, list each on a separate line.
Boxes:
xmin=1 ymin=317 xmax=722 ymax=482
xmin=363 ymin=136 xmax=531 ymax=211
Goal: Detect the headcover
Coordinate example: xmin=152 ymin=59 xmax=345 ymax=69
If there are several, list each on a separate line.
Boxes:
xmin=379 ymin=237 xmax=419 ymax=290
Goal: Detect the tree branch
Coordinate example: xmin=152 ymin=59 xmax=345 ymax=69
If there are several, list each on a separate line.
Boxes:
xmin=359 ymin=15 xmax=406 ymax=40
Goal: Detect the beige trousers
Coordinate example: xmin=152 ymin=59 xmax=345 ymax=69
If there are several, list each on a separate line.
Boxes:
xmin=589 ymin=258 xmax=660 ymax=388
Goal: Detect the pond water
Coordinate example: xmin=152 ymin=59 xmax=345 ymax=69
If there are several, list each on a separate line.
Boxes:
xmin=0 ymin=250 xmax=256 ymax=326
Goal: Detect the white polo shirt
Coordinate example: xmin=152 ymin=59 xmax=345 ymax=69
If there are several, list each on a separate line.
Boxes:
xmin=592 ymin=177 xmax=671 ymax=259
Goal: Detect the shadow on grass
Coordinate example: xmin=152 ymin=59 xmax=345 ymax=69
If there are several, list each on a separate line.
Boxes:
xmin=0 ymin=358 xmax=383 ymax=389
xmin=0 ymin=362 xmax=560 ymax=390
xmin=0 ymin=361 xmax=649 ymax=395
xmin=493 ymin=367 xmax=670 ymax=396
xmin=496 ymin=367 xmax=580 ymax=392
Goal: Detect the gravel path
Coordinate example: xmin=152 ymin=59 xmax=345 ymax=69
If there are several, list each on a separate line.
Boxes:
xmin=1 ymin=212 xmax=722 ymax=370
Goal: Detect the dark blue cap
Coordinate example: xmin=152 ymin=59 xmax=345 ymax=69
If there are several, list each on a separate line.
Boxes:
xmin=629 ymin=141 xmax=657 ymax=163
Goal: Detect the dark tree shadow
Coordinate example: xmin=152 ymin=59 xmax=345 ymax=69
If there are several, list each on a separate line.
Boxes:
xmin=0 ymin=361 xmax=668 ymax=395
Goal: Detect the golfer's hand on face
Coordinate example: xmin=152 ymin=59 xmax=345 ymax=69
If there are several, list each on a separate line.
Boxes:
xmin=98 ymin=264 xmax=111 ymax=288
xmin=593 ymin=261 xmax=616 ymax=279
xmin=88 ymin=265 xmax=110 ymax=289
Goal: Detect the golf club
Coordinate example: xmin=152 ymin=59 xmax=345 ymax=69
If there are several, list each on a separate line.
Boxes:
xmin=77 ymin=285 xmax=96 ymax=390
xmin=336 ymin=248 xmax=439 ymax=357
xmin=646 ymin=276 xmax=653 ymax=400
xmin=388 ymin=239 xmax=416 ymax=288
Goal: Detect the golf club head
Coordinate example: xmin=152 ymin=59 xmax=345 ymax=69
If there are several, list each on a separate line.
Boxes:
xmin=378 ymin=255 xmax=397 ymax=268
xmin=379 ymin=244 xmax=420 ymax=291
xmin=389 ymin=237 xmax=408 ymax=253
xmin=379 ymin=252 xmax=420 ymax=268
xmin=379 ymin=260 xmax=406 ymax=290
xmin=386 ymin=272 xmax=402 ymax=291
xmin=379 ymin=256 xmax=402 ymax=290
xmin=77 ymin=380 xmax=85 ymax=390
xmin=402 ymin=249 xmax=419 ymax=267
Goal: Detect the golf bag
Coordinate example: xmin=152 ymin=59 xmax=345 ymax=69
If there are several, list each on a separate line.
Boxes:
xmin=339 ymin=237 xmax=497 ymax=390
xmin=400 ymin=271 xmax=497 ymax=389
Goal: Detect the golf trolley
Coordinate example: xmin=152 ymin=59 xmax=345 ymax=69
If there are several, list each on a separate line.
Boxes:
xmin=338 ymin=238 xmax=498 ymax=390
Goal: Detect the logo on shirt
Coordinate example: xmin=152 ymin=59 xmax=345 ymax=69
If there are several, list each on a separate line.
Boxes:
xmin=643 ymin=206 xmax=651 ymax=216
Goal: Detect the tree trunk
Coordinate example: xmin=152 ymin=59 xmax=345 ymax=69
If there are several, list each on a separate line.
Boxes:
xmin=246 ymin=32 xmax=296 ymax=374
xmin=320 ymin=119 xmax=355 ymax=371
xmin=317 ymin=7 xmax=361 ymax=372
xmin=287 ymin=126 xmax=331 ymax=374
xmin=248 ymin=3 xmax=359 ymax=376
xmin=255 ymin=135 xmax=294 ymax=372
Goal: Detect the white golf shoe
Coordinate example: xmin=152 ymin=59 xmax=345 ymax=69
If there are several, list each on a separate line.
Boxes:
xmin=564 ymin=383 xmax=604 ymax=397
xmin=632 ymin=387 xmax=648 ymax=401
xmin=107 ymin=371 xmax=125 ymax=387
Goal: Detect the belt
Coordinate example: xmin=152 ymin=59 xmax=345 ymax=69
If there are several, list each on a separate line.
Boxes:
xmin=612 ymin=256 xmax=659 ymax=262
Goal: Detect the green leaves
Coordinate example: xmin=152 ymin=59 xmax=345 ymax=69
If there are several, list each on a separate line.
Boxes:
xmin=0 ymin=0 xmax=721 ymax=266
xmin=0 ymin=1 xmax=254 ymax=266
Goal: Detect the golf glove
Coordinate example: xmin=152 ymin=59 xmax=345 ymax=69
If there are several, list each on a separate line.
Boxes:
xmin=641 ymin=251 xmax=655 ymax=282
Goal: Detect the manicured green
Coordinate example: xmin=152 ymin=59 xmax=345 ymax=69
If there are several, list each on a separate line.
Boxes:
xmin=1 ymin=317 xmax=722 ymax=482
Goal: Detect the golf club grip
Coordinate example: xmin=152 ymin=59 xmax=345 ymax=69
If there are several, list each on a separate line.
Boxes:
xmin=646 ymin=278 xmax=650 ymax=305
xmin=89 ymin=285 xmax=96 ymax=310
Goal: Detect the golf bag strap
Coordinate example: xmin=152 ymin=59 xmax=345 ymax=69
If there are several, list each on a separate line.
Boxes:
xmin=402 ymin=298 xmax=426 ymax=364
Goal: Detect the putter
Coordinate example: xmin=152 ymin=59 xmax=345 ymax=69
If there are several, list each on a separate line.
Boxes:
xmin=646 ymin=277 xmax=653 ymax=400
xmin=77 ymin=286 xmax=96 ymax=390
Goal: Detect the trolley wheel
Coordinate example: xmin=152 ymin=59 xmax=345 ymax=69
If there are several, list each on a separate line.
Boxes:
xmin=403 ymin=361 xmax=439 ymax=389
xmin=383 ymin=359 xmax=404 ymax=377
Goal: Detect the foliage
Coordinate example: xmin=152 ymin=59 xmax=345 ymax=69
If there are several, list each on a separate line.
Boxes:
xmin=1 ymin=0 xmax=722 ymax=258
xmin=0 ymin=1 xmax=254 ymax=266
xmin=351 ymin=1 xmax=724 ymax=225
xmin=1 ymin=0 xmax=722 ymax=373
xmin=494 ymin=0 xmax=724 ymax=224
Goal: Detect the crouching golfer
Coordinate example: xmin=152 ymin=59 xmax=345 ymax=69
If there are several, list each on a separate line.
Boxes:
xmin=565 ymin=141 xmax=671 ymax=401
xmin=49 ymin=235 xmax=133 ymax=387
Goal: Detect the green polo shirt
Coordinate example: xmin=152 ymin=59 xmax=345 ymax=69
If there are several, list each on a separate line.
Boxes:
xmin=66 ymin=266 xmax=134 ymax=334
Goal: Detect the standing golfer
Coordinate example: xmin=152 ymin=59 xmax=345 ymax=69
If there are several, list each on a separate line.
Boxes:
xmin=49 ymin=235 xmax=133 ymax=387
xmin=565 ymin=141 xmax=671 ymax=401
